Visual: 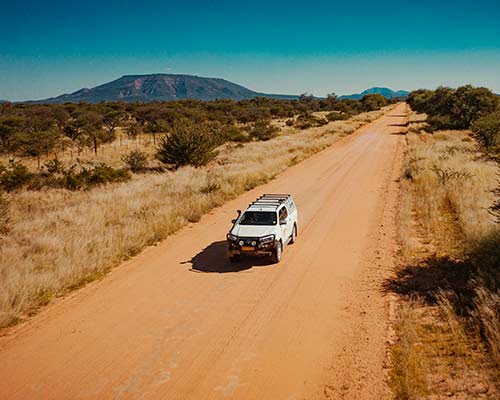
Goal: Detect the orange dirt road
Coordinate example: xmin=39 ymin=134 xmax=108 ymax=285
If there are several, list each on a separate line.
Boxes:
xmin=0 ymin=104 xmax=407 ymax=400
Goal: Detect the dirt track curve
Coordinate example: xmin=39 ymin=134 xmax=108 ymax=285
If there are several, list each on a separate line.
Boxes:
xmin=0 ymin=104 xmax=408 ymax=400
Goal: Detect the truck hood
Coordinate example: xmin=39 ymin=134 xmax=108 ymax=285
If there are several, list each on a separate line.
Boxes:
xmin=230 ymin=225 xmax=277 ymax=238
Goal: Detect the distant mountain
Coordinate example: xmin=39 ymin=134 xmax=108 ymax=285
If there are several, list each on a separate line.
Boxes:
xmin=339 ymin=87 xmax=409 ymax=100
xmin=30 ymin=74 xmax=298 ymax=104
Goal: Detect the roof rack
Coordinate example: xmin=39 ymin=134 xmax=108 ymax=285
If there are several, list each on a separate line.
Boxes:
xmin=248 ymin=195 xmax=290 ymax=209
xmin=260 ymin=194 xmax=291 ymax=199
xmin=249 ymin=201 xmax=281 ymax=207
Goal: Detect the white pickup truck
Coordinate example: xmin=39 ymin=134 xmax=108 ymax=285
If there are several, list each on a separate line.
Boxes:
xmin=226 ymin=194 xmax=298 ymax=263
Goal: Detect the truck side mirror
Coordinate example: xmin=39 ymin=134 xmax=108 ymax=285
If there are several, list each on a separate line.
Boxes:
xmin=232 ymin=210 xmax=241 ymax=225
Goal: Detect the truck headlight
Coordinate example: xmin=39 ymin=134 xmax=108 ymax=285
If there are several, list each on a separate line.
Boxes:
xmin=238 ymin=240 xmax=245 ymax=246
xmin=260 ymin=234 xmax=275 ymax=244
xmin=227 ymin=233 xmax=238 ymax=241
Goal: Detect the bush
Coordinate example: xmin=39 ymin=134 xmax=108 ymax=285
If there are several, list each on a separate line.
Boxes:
xmin=326 ymin=112 xmax=348 ymax=121
xmin=84 ymin=164 xmax=130 ymax=186
xmin=44 ymin=158 xmax=65 ymax=174
xmin=63 ymin=164 xmax=130 ymax=190
xmin=155 ymin=119 xmax=217 ymax=169
xmin=0 ymin=159 xmax=131 ymax=192
xmin=360 ymin=94 xmax=387 ymax=111
xmin=472 ymin=112 xmax=500 ymax=152
xmin=294 ymin=113 xmax=327 ymax=129
xmin=121 ymin=150 xmax=149 ymax=172
xmin=217 ymin=124 xmax=250 ymax=143
xmin=249 ymin=120 xmax=279 ymax=141
xmin=0 ymin=160 xmax=35 ymax=192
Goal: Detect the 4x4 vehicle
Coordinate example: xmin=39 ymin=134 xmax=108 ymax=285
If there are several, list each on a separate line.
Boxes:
xmin=227 ymin=194 xmax=298 ymax=263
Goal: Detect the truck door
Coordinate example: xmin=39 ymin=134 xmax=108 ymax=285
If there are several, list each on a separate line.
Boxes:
xmin=279 ymin=206 xmax=291 ymax=242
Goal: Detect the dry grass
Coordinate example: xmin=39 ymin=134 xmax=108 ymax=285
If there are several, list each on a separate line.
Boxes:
xmin=389 ymin=111 xmax=500 ymax=398
xmin=0 ymin=106 xmax=391 ymax=328
xmin=388 ymin=299 xmax=429 ymax=400
xmin=389 ymin=294 xmax=493 ymax=399
xmin=473 ymin=286 xmax=500 ymax=365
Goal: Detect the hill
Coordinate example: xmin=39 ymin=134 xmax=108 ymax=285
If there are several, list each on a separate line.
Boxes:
xmin=30 ymin=74 xmax=298 ymax=104
xmin=340 ymin=87 xmax=409 ymax=100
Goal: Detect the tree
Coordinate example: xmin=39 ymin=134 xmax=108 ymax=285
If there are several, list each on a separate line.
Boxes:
xmin=407 ymin=85 xmax=499 ymax=130
xmin=472 ymin=112 xmax=500 ymax=151
xmin=155 ymin=119 xmax=217 ymax=169
xmin=102 ymin=110 xmax=123 ymax=138
xmin=323 ymin=93 xmax=338 ymax=110
xmin=75 ymin=111 xmax=104 ymax=156
xmin=406 ymin=89 xmax=434 ymax=114
xmin=51 ymin=106 xmax=70 ymax=132
xmin=0 ymin=116 xmax=25 ymax=154
xmin=360 ymin=94 xmax=387 ymax=111
xmin=452 ymin=85 xmax=498 ymax=128
xmin=125 ymin=121 xmax=142 ymax=140
xmin=299 ymin=93 xmax=314 ymax=102
xmin=13 ymin=130 xmax=60 ymax=168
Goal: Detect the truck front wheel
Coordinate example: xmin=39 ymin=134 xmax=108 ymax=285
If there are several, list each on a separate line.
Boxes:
xmin=271 ymin=241 xmax=282 ymax=263
xmin=290 ymin=224 xmax=297 ymax=244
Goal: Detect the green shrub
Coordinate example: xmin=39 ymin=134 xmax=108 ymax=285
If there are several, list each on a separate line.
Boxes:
xmin=472 ymin=112 xmax=500 ymax=152
xmin=61 ymin=164 xmax=129 ymax=190
xmin=0 ymin=160 xmax=35 ymax=192
xmin=217 ymin=124 xmax=250 ymax=143
xmin=121 ymin=149 xmax=149 ymax=172
xmin=84 ymin=164 xmax=130 ymax=186
xmin=249 ymin=120 xmax=279 ymax=141
xmin=44 ymin=158 xmax=65 ymax=174
xmin=60 ymin=165 xmax=83 ymax=190
xmin=200 ymin=121 xmax=251 ymax=144
xmin=360 ymin=94 xmax=387 ymax=111
xmin=56 ymin=164 xmax=130 ymax=190
xmin=155 ymin=120 xmax=217 ymax=169
xmin=326 ymin=112 xmax=348 ymax=121
xmin=294 ymin=113 xmax=326 ymax=129
xmin=13 ymin=160 xmax=131 ymax=191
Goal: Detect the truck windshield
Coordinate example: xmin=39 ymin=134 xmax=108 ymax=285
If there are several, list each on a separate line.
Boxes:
xmin=239 ymin=211 xmax=277 ymax=226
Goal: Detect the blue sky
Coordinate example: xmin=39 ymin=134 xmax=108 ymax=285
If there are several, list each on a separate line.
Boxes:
xmin=1 ymin=0 xmax=500 ymax=101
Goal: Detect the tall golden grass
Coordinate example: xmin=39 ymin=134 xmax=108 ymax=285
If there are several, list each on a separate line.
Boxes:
xmin=403 ymin=129 xmax=497 ymax=253
xmin=0 ymin=107 xmax=390 ymax=328
xmin=390 ymin=113 xmax=500 ymax=398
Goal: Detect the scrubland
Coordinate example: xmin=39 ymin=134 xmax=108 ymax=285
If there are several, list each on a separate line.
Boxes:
xmin=0 ymin=107 xmax=389 ymax=329
xmin=388 ymin=112 xmax=500 ymax=399
xmin=0 ymin=129 xmax=158 ymax=171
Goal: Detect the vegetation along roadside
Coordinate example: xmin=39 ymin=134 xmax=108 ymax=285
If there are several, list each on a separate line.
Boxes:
xmin=388 ymin=85 xmax=500 ymax=399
